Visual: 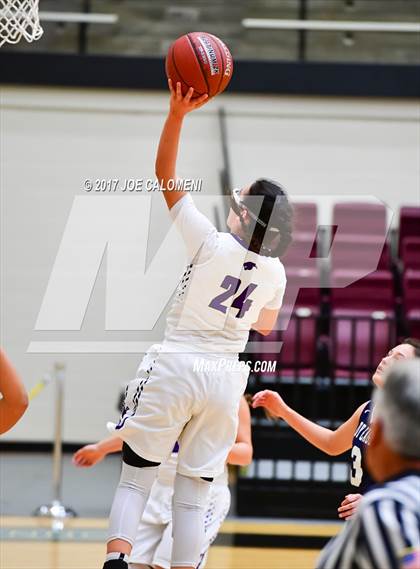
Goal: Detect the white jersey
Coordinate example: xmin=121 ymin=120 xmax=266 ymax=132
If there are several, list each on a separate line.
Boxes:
xmin=164 ymin=194 xmax=286 ymax=354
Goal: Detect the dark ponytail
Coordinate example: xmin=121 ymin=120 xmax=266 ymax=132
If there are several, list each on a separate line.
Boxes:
xmin=240 ymin=178 xmax=293 ymax=258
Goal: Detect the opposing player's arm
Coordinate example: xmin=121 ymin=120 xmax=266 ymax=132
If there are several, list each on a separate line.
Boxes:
xmin=73 ymin=436 xmax=123 ymax=467
xmin=251 ymin=307 xmax=280 ymax=336
xmin=325 ymin=403 xmax=367 ymax=455
xmin=155 ymin=80 xmax=208 ymax=210
xmin=253 ymin=391 xmax=366 ymax=456
xmin=0 ymin=349 xmax=29 ymax=435
xmin=227 ymin=396 xmax=253 ymax=466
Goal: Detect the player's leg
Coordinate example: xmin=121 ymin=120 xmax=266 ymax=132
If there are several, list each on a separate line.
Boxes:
xmin=105 ymin=352 xmax=194 ymax=568
xmin=106 ymin=368 xmax=165 ymax=564
xmin=129 ymin=473 xmax=174 ymax=569
xmin=128 ymin=517 xmax=168 ymax=569
xmin=171 ymin=361 xmax=248 ymax=568
xmin=105 ymin=443 xmax=161 ymax=563
xmin=171 ymin=474 xmax=213 ymax=568
xmin=149 ymin=521 xmax=173 ymax=569
xmin=197 ymin=482 xmax=231 ymax=568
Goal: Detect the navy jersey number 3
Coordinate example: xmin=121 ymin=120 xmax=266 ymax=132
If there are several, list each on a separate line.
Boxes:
xmin=350 ymin=400 xmax=373 ymax=492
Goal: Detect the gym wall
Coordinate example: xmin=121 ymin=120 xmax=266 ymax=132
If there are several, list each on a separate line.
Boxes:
xmin=1 ymin=85 xmax=418 ymax=443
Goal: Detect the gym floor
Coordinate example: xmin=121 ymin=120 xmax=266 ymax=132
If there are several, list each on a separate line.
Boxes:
xmin=1 ymin=517 xmax=340 ymax=569
xmin=0 ymin=451 xmax=342 ymax=568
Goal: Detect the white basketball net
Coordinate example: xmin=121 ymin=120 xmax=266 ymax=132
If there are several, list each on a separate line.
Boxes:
xmin=0 ymin=0 xmax=43 ymax=47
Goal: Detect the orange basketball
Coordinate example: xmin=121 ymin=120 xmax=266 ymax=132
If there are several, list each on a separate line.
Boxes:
xmin=165 ymin=32 xmax=233 ymax=99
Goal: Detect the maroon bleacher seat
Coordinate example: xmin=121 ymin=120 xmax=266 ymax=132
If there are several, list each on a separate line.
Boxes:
xmin=281 ymin=236 xmax=318 ymax=267
xmin=292 ymin=202 xmax=318 ymax=238
xmin=330 ymin=270 xmax=396 ymax=380
xmin=403 ymin=269 xmax=420 ymax=337
xmin=331 ymin=203 xmax=390 ymax=271
xmin=333 ymin=202 xmax=387 ymax=237
xmin=399 ymin=207 xmax=420 ymax=257
xmin=330 ymin=270 xmax=394 ymax=312
xmin=331 ymin=314 xmax=395 ymax=377
xmin=278 ymin=310 xmax=318 ymax=375
xmin=331 ymin=234 xmax=390 ymax=272
xmin=282 ymin=202 xmax=318 ymax=264
xmin=253 ymin=264 xmax=321 ymax=380
xmin=401 ymin=237 xmax=420 ymax=270
xmin=282 ymin=266 xmax=321 ymax=311
xmin=253 ymin=310 xmax=318 ymax=381
xmin=273 ymin=201 xmax=321 ymax=378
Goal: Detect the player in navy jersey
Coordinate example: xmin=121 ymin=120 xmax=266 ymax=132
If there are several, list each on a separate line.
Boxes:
xmin=253 ymin=338 xmax=420 ymax=519
xmin=317 ymin=358 xmax=420 ymax=569
xmin=102 ymin=82 xmax=293 ymax=569
xmin=350 ymin=400 xmax=373 ymax=492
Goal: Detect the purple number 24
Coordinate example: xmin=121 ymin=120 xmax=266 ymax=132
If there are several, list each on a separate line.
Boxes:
xmin=209 ymin=276 xmax=257 ymax=319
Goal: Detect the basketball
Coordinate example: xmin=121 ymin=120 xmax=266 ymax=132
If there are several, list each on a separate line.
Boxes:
xmin=165 ymin=32 xmax=233 ymax=98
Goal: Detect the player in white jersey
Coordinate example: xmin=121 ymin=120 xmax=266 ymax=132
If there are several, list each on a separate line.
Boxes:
xmin=74 ymin=396 xmax=252 ymax=569
xmin=103 ymin=81 xmax=292 ymax=569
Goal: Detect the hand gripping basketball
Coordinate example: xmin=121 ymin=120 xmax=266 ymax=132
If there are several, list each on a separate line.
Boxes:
xmin=168 ymin=79 xmax=209 ymax=117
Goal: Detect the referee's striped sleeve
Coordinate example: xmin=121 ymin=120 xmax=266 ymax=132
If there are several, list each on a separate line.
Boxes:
xmin=316 ymin=517 xmax=360 ymax=569
xmin=316 ymin=480 xmax=420 ymax=569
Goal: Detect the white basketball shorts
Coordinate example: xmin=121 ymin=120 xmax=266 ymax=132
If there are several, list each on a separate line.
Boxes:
xmin=108 ymin=345 xmax=249 ymax=478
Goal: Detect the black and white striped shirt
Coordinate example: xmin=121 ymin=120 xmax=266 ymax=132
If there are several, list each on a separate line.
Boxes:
xmin=317 ymin=471 xmax=420 ymax=569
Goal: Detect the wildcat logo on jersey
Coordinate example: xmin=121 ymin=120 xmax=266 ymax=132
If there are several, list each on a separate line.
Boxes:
xmin=243 ymin=262 xmax=257 ymax=271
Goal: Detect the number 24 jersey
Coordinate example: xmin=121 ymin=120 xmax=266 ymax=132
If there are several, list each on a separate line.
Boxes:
xmin=163 ymin=194 xmax=286 ymax=354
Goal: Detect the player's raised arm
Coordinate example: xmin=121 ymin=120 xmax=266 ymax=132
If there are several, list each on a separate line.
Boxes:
xmin=252 ymin=391 xmax=366 ymax=456
xmin=155 ymin=80 xmax=208 ymax=210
